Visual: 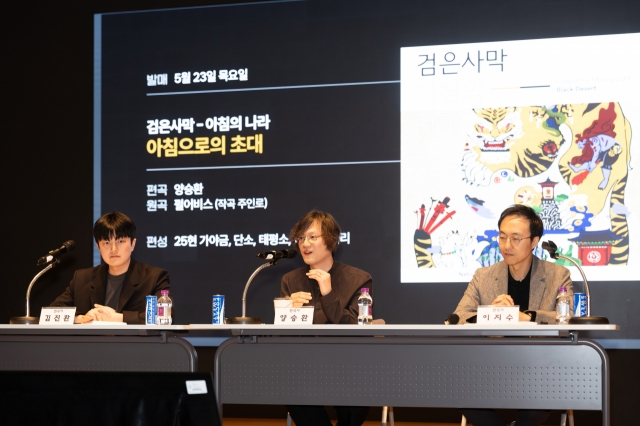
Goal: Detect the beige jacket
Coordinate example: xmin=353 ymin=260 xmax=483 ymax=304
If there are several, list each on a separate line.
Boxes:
xmin=454 ymin=256 xmax=573 ymax=324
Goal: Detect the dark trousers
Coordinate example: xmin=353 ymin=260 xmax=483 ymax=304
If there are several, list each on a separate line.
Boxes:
xmin=460 ymin=408 xmax=550 ymax=426
xmin=287 ymin=405 xmax=369 ymax=426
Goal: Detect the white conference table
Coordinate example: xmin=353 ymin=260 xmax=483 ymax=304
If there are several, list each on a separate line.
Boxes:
xmin=188 ymin=323 xmax=618 ymax=426
xmin=0 ymin=324 xmax=195 ymax=372
xmin=0 ymin=323 xmax=619 ymax=425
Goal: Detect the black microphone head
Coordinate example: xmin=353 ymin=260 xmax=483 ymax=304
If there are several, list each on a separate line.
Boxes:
xmin=64 ymin=240 xmax=76 ymax=251
xmin=542 ymin=240 xmax=558 ymax=259
xmin=256 ymin=249 xmax=296 ymax=260
xmin=256 ymin=250 xmax=275 ymax=259
xmin=445 ymin=313 xmax=459 ymax=325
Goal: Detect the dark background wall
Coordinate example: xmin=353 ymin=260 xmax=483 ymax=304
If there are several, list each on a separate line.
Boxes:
xmin=0 ymin=0 xmax=251 ymax=326
xmin=5 ymin=0 xmax=640 ymax=336
xmin=2 ymin=0 xmax=637 ymax=424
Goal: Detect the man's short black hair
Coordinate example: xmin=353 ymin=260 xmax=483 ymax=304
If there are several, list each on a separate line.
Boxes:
xmin=93 ymin=212 xmax=136 ymax=243
xmin=497 ymin=204 xmax=544 ymax=239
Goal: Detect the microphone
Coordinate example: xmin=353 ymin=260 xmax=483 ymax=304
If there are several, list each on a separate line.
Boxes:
xmin=541 ymin=241 xmax=558 ymax=259
xmin=227 ymin=249 xmax=298 ymax=325
xmin=444 ymin=313 xmax=459 ymax=325
xmin=12 ymin=242 xmax=73 ymax=324
xmin=542 ymin=240 xmax=608 ymax=325
xmin=37 ymin=240 xmax=76 ymax=265
xmin=256 ymin=248 xmax=297 ymax=261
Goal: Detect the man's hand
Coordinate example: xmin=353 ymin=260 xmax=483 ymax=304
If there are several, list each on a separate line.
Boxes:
xmin=492 ymin=295 xmax=533 ymax=321
xmin=306 ymin=268 xmax=332 ymax=296
xmin=491 ymin=294 xmax=514 ymax=306
xmin=518 ymin=311 xmax=533 ymax=322
xmin=86 ymin=304 xmax=124 ymax=322
xmin=74 ymin=315 xmax=94 ymax=324
xmin=289 ymin=292 xmax=312 ymax=308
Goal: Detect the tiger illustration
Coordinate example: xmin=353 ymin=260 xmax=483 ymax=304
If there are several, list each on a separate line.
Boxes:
xmin=413 ymin=229 xmax=434 ymax=268
xmin=462 ymin=106 xmax=568 ymax=186
xmin=413 ymin=198 xmax=456 ymax=268
xmin=558 ymin=102 xmax=631 ymax=265
xmin=460 ymin=102 xmax=631 ymax=266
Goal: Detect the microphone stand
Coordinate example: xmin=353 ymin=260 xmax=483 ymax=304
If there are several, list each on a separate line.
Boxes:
xmin=226 ymin=261 xmax=277 ymax=324
xmin=10 ymin=259 xmax=60 ymax=325
xmin=542 ymin=241 xmax=608 ymax=325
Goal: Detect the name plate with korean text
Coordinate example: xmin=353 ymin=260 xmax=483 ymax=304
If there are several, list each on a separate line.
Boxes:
xmin=477 ymin=305 xmax=520 ymax=324
xmin=274 ymin=306 xmax=314 ymax=325
xmin=39 ymin=307 xmax=76 ymax=325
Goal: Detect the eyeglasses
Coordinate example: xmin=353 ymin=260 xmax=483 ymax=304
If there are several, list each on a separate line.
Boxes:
xmin=294 ymin=235 xmax=323 ymax=244
xmin=498 ymin=235 xmax=531 ymax=246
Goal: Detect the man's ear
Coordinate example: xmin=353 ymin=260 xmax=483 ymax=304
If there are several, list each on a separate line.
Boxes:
xmin=131 ymin=238 xmax=137 ymax=251
xmin=531 ymin=236 xmax=540 ymax=250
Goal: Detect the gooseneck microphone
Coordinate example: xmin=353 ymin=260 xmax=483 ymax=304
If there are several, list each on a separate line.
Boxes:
xmin=256 ymin=248 xmax=297 ymax=261
xmin=444 ymin=313 xmax=459 ymax=325
xmin=11 ymin=240 xmax=75 ymax=324
xmin=226 ymin=248 xmax=298 ymax=324
xmin=541 ymin=241 xmax=559 ymax=258
xmin=37 ymin=240 xmax=76 ymax=265
xmin=542 ymin=240 xmax=608 ymax=325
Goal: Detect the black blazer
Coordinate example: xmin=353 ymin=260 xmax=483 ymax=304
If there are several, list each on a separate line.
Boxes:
xmin=50 ymin=259 xmax=170 ymax=324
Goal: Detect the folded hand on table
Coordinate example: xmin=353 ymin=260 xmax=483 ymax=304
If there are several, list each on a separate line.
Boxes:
xmin=289 ymin=292 xmax=312 ymax=308
xmin=85 ymin=304 xmax=124 ymax=322
xmin=492 ymin=294 xmax=533 ymax=321
xmin=74 ymin=314 xmax=94 ymax=324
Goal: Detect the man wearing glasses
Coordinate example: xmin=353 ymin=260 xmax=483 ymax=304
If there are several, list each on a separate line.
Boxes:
xmin=454 ymin=204 xmax=573 ymax=426
xmin=281 ymin=210 xmax=372 ymax=324
xmin=454 ymin=204 xmax=573 ymax=324
xmin=280 ymin=210 xmax=371 ymax=426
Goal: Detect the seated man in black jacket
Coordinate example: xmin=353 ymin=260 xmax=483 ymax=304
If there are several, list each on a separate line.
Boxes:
xmin=51 ymin=211 xmax=170 ymax=324
xmin=280 ymin=210 xmax=371 ymax=426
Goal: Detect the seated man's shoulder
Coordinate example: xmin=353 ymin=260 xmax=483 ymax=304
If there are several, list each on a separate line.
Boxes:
xmin=132 ymin=260 xmax=168 ymax=277
xmin=473 ymin=260 xmax=504 ymax=277
xmin=282 ymin=265 xmax=309 ymax=279
xmin=334 ymin=262 xmax=371 ymax=281
xmin=538 ymin=257 xmax=570 ymax=274
xmin=74 ymin=264 xmax=105 ymax=279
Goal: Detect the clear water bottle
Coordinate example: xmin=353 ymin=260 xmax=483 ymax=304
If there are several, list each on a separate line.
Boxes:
xmin=357 ymin=288 xmax=373 ymax=325
xmin=555 ymin=286 xmax=571 ymax=324
xmin=156 ymin=290 xmax=173 ymax=325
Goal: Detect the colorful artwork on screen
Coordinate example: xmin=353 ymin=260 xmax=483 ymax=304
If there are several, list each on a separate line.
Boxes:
xmin=400 ymin=33 xmax=640 ymax=282
xmin=412 ymin=102 xmax=630 ymax=273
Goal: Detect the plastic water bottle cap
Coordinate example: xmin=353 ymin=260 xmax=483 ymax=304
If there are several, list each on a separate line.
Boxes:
xmin=161 ymin=290 xmax=169 ymax=295
xmin=558 ymin=287 xmax=566 ymax=292
xmin=360 ymin=288 xmax=369 ymax=293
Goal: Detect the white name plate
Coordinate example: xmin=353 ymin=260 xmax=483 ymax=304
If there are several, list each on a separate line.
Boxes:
xmin=39 ymin=307 xmax=76 ymax=325
xmin=274 ymin=306 xmax=314 ymax=324
xmin=186 ymin=380 xmax=208 ymax=395
xmin=477 ymin=305 xmax=520 ymax=324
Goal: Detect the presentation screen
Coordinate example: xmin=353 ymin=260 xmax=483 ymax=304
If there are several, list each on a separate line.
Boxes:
xmin=401 ymin=34 xmax=639 ymax=283
xmin=95 ymin=0 xmax=638 ymax=326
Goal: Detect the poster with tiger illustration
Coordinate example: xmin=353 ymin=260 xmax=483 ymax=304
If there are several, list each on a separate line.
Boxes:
xmin=400 ymin=33 xmax=640 ymax=283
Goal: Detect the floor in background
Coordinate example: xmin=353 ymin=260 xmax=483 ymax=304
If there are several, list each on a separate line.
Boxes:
xmin=223 ymin=420 xmax=459 ymax=426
